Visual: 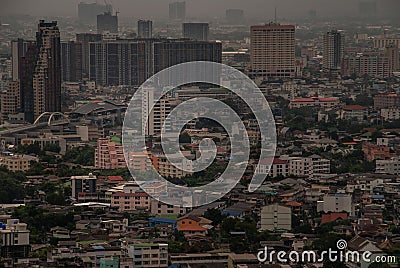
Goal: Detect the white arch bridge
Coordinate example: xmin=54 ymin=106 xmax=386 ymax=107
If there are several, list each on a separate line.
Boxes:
xmin=0 ymin=112 xmax=70 ymax=136
xmin=33 ymin=112 xmax=70 ymax=126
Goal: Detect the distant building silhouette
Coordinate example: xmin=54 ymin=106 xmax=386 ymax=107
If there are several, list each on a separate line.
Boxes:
xmin=97 ymin=12 xmax=118 ymax=34
xmin=169 ymin=1 xmax=186 ymax=20
xmin=183 ymin=23 xmax=209 ymax=41
xmin=138 ymin=20 xmax=153 ymax=38
xmin=78 ymin=2 xmax=112 ymax=24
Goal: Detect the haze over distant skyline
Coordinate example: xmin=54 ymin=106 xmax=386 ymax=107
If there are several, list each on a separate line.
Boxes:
xmin=0 ymin=0 xmax=399 ymax=21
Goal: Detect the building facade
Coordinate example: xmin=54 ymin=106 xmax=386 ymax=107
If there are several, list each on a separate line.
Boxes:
xmin=183 ymin=23 xmax=209 ymax=41
xmin=260 ymin=204 xmax=291 ymax=231
xmin=250 ymin=23 xmax=295 ymax=79
xmin=95 ymin=137 xmax=127 ymax=169
xmin=138 ymin=20 xmax=153 ymax=38
xmin=323 ymin=30 xmax=344 ymax=71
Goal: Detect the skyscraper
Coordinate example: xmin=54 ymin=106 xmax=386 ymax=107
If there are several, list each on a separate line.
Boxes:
xmin=385 ymin=43 xmax=400 ymax=72
xmin=76 ymin=33 xmax=102 ymax=78
xmin=183 ymin=23 xmax=209 ymax=41
xmin=97 ymin=12 xmax=118 ymax=34
xmin=138 ymin=20 xmax=153 ymax=38
xmin=250 ymin=23 xmax=295 ymax=79
xmin=33 ymin=20 xmax=62 ymax=119
xmin=323 ymin=30 xmax=344 ymax=71
xmin=88 ymin=38 xmax=222 ymax=86
xmin=169 ymin=1 xmax=186 ymax=20
xmin=11 ymin=39 xmax=35 ymax=81
xmin=89 ymin=40 xmax=147 ymax=86
xmin=61 ymin=41 xmax=83 ymax=82
xmin=18 ymin=41 xmax=38 ymax=122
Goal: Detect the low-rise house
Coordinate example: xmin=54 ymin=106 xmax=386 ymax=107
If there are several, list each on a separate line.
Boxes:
xmin=177 ymin=215 xmax=212 ymax=237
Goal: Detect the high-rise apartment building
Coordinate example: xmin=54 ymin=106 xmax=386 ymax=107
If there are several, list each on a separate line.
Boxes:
xmin=0 ymin=81 xmax=20 ymax=122
xmin=183 ymin=23 xmax=209 ymax=41
xmin=386 ymin=43 xmax=400 ymax=72
xmin=33 ymin=20 xmax=62 ymax=120
xmin=89 ymin=40 xmax=147 ymax=86
xmin=142 ymin=86 xmax=171 ymax=136
xmin=153 ymin=39 xmax=222 ymax=74
xmin=169 ymin=1 xmax=186 ymax=20
xmin=250 ymin=23 xmax=295 ymax=79
xmin=89 ymin=39 xmax=222 ymax=86
xmin=61 ymin=41 xmax=83 ymax=82
xmin=11 ymin=39 xmax=35 ymax=81
xmin=138 ymin=20 xmax=153 ymax=38
xmin=97 ymin=12 xmax=118 ymax=34
xmin=76 ymin=33 xmax=102 ymax=78
xmin=323 ymin=30 xmax=344 ymax=71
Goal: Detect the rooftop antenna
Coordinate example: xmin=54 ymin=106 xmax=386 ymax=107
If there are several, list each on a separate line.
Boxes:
xmin=274 ymin=6 xmax=277 ymax=23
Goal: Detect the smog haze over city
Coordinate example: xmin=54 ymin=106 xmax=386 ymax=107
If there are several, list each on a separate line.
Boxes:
xmin=0 ymin=0 xmax=399 ymax=21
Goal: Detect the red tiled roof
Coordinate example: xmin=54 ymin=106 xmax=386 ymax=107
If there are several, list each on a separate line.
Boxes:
xmin=107 ymin=176 xmax=124 ymax=182
xmin=134 ymin=191 xmax=149 ymax=197
xmin=321 ymin=212 xmax=348 ymax=224
xmin=343 ymin=105 xmax=367 ymax=111
xmin=286 ymin=201 xmax=302 ymax=207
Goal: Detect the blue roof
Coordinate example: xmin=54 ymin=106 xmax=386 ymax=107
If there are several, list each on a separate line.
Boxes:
xmin=371 ymin=194 xmax=384 ymax=199
xmin=149 ymin=217 xmax=177 ymax=224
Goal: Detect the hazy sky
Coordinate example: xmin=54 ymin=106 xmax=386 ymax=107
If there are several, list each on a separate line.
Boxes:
xmin=0 ymin=0 xmax=399 ymax=20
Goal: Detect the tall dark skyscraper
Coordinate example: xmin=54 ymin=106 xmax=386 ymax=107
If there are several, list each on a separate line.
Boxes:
xmin=138 ymin=20 xmax=153 ymax=38
xmin=323 ymin=30 xmax=344 ymax=71
xmin=78 ymin=2 xmax=112 ymax=24
xmin=88 ymin=38 xmax=221 ymax=86
xmin=18 ymin=41 xmax=38 ymax=122
xmin=76 ymin=33 xmax=102 ymax=78
xmin=225 ymin=9 xmax=245 ymax=25
xmin=89 ymin=40 xmax=147 ymax=86
xmin=97 ymin=12 xmax=118 ymax=34
xmin=169 ymin=1 xmax=186 ymax=20
xmin=11 ymin=39 xmax=35 ymax=81
xmin=33 ymin=20 xmax=62 ymax=119
xmin=61 ymin=41 xmax=83 ymax=82
xmin=183 ymin=23 xmax=209 ymax=41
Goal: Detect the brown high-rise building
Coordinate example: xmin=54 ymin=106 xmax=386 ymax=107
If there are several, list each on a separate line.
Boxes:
xmin=33 ymin=20 xmax=62 ymax=119
xmin=250 ymin=23 xmax=295 ymax=79
xmin=0 ymin=81 xmax=20 ymax=122
xmin=8 ymin=21 xmax=61 ymax=123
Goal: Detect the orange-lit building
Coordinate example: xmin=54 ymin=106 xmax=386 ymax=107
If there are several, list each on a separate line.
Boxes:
xmin=362 ymin=142 xmax=392 ymax=162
